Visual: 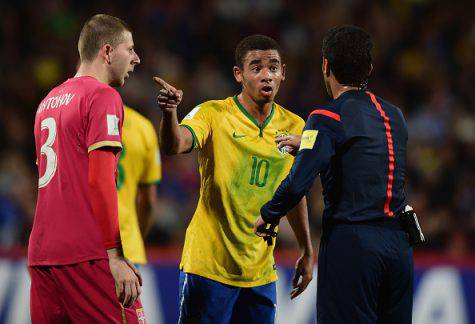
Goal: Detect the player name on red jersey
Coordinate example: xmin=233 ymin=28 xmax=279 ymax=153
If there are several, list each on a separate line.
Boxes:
xmin=37 ymin=93 xmax=76 ymax=114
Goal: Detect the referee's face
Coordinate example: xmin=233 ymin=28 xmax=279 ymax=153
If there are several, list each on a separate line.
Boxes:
xmin=234 ymin=49 xmax=286 ymax=105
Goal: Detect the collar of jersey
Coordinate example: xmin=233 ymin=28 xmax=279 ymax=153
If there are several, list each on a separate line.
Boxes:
xmin=233 ymin=95 xmax=275 ymax=137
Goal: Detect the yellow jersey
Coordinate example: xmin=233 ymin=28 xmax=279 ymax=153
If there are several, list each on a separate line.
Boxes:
xmin=117 ymin=106 xmax=161 ymax=264
xmin=180 ymin=96 xmax=305 ymax=287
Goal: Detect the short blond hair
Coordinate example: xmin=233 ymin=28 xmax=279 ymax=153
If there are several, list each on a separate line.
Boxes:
xmin=78 ymin=14 xmax=131 ymax=62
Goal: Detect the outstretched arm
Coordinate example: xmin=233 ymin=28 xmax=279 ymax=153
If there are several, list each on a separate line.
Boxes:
xmin=154 ymin=77 xmax=193 ymax=155
xmin=256 ymin=112 xmax=340 ymax=298
xmin=260 ymin=130 xmax=335 ymax=224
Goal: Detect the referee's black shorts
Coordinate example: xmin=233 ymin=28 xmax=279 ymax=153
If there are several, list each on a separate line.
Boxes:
xmin=317 ymin=218 xmax=413 ymax=324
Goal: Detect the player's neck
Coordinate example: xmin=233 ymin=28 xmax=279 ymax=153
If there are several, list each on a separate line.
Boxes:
xmin=75 ymin=62 xmax=110 ymax=85
xmin=331 ymin=82 xmax=361 ymax=100
xmin=237 ymin=92 xmax=273 ymax=125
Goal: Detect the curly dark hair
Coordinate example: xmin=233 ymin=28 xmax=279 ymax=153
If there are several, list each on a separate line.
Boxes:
xmin=322 ymin=25 xmax=373 ymax=88
xmin=235 ymin=35 xmax=283 ymax=69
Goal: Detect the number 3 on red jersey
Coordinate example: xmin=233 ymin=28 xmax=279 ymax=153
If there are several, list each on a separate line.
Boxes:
xmin=38 ymin=117 xmax=58 ymax=188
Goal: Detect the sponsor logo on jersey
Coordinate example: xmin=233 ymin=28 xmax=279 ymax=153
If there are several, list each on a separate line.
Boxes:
xmin=232 ymin=132 xmax=246 ymax=138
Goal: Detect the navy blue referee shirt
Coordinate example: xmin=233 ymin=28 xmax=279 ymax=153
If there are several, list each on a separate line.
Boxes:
xmin=261 ymin=90 xmax=408 ymax=225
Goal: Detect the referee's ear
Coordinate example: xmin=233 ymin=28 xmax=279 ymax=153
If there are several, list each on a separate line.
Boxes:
xmin=322 ymin=58 xmax=331 ymax=78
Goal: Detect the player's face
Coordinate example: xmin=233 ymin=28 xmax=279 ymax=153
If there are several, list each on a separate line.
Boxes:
xmin=109 ymin=31 xmax=140 ymax=87
xmin=234 ymin=50 xmax=285 ymax=105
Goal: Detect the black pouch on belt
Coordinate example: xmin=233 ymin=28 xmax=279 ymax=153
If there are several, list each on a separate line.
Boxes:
xmin=397 ymin=205 xmax=426 ymax=246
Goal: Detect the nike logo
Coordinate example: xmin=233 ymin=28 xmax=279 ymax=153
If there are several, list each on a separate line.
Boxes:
xmin=232 ymin=132 xmax=246 ymax=138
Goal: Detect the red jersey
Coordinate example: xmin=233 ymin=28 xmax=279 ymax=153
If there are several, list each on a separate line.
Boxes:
xmin=29 ymin=76 xmax=124 ymax=266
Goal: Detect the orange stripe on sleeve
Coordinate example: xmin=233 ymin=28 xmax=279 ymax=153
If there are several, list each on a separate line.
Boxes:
xmin=309 ymin=109 xmax=341 ymax=122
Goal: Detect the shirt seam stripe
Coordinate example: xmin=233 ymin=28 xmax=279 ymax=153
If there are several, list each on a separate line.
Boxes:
xmin=367 ymin=91 xmax=394 ymax=217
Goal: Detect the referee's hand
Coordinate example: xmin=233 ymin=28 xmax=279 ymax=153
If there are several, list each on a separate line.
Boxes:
xmin=254 ymin=216 xmax=277 ymax=246
xmin=275 ymin=134 xmax=301 ymax=156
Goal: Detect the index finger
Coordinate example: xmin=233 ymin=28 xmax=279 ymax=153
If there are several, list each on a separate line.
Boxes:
xmin=299 ymin=274 xmax=312 ymax=290
xmin=290 ymin=286 xmax=304 ymax=299
xmin=275 ymin=135 xmax=288 ymax=142
xmin=122 ymin=282 xmax=131 ymax=307
xmin=115 ymin=281 xmax=123 ymax=299
xmin=255 ymin=231 xmax=267 ymax=237
xmin=130 ymin=283 xmax=138 ymax=307
xmin=292 ymin=268 xmax=302 ymax=288
xmin=277 ymin=141 xmax=291 ymax=149
xmin=126 ymin=259 xmax=143 ymax=286
xmin=254 ymin=225 xmax=268 ymax=237
xmin=153 ymin=76 xmax=176 ymax=92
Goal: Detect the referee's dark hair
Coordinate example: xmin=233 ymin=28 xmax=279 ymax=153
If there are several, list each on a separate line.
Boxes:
xmin=322 ymin=25 xmax=373 ymax=88
xmin=235 ymin=35 xmax=283 ymax=69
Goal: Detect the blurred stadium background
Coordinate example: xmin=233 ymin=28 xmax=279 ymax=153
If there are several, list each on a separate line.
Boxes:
xmin=0 ymin=0 xmax=473 ymax=323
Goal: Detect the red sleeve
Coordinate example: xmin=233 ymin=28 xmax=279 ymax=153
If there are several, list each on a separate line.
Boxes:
xmin=88 ymin=149 xmax=121 ymax=249
xmin=86 ymin=87 xmax=124 ymax=153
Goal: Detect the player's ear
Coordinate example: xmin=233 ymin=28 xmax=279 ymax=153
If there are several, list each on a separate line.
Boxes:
xmin=233 ymin=66 xmax=243 ymax=83
xmin=281 ymin=63 xmax=286 ymax=81
xmin=368 ymin=63 xmax=373 ymax=76
xmin=101 ymin=43 xmax=113 ymax=65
